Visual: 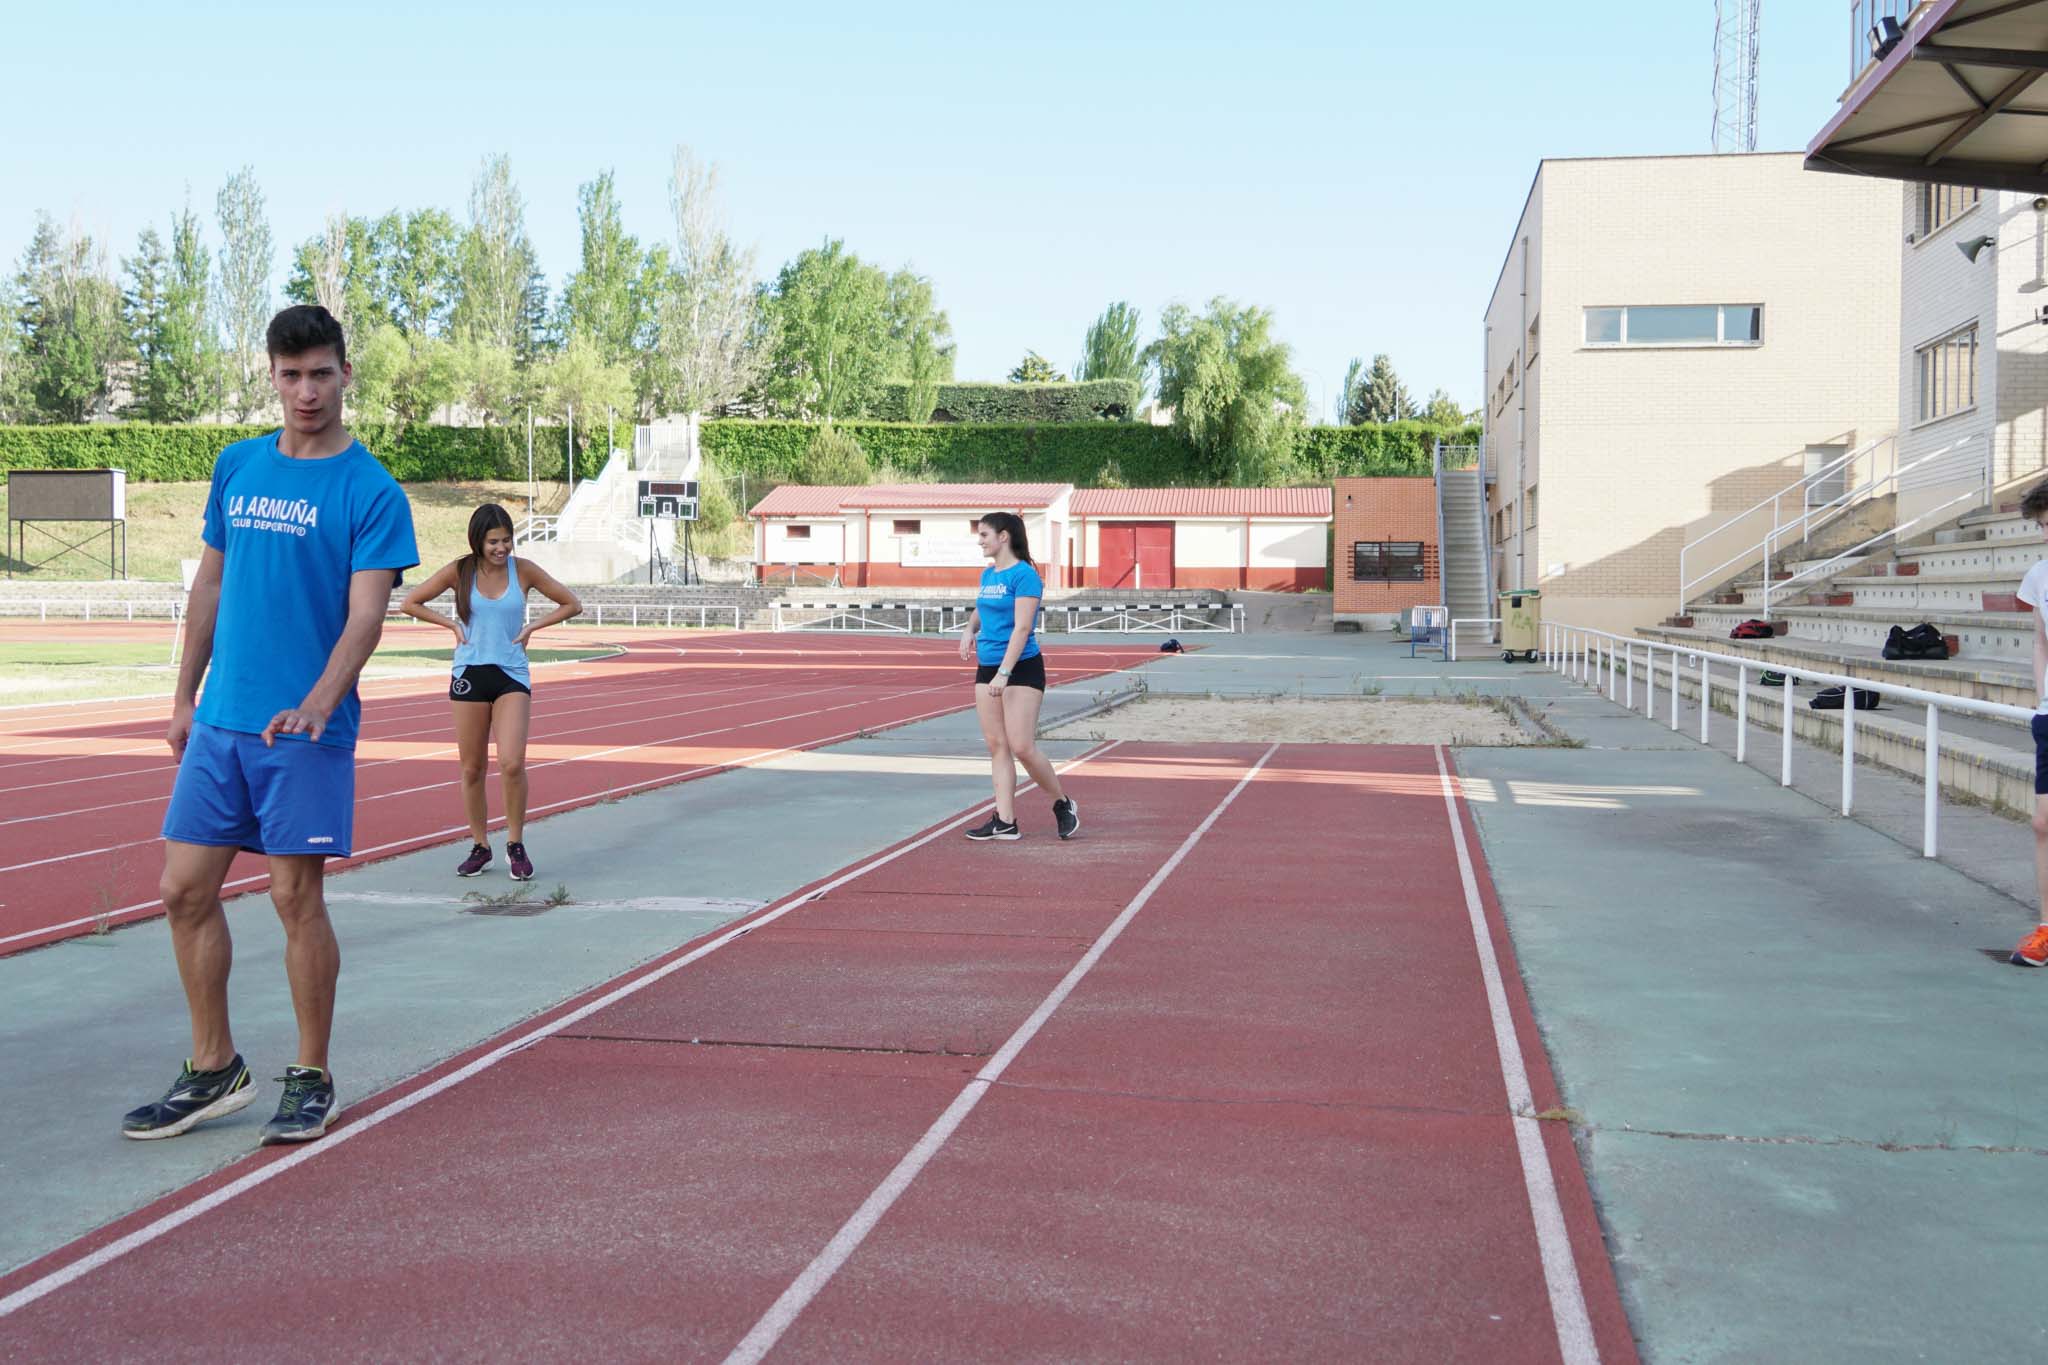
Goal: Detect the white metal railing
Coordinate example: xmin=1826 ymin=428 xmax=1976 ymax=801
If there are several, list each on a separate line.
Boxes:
xmin=1067 ymin=602 xmax=1244 ymax=634
xmin=0 ymin=598 xmax=184 ymax=621
xmin=1677 ymin=433 xmax=1982 ymax=615
xmin=1542 ymin=619 xmax=2031 ymax=859
xmin=1848 ymin=0 xmax=1916 ymax=84
xmin=514 ymin=514 xmax=559 ymax=546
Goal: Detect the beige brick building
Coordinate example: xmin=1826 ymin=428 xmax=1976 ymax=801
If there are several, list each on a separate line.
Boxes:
xmin=1482 ymin=153 xmax=1902 ymax=634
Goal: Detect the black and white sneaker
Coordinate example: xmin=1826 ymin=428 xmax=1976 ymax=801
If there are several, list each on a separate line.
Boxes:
xmin=122 ymin=1055 xmax=256 ymax=1140
xmin=259 ymin=1066 xmax=340 ymax=1145
xmin=965 ymin=814 xmax=1022 ymax=841
xmin=1052 ymin=797 xmax=1080 ymax=840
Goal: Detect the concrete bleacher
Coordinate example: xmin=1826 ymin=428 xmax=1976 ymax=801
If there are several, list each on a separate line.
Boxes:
xmin=1639 ymin=502 xmax=2043 ymax=811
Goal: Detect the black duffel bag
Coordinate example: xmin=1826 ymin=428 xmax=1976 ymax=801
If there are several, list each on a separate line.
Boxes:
xmin=1810 ymin=685 xmax=1879 ymax=711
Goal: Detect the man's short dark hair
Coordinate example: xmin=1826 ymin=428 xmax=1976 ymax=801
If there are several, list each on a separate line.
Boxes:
xmin=266 ymin=305 xmax=347 ymax=367
xmin=2024 ymin=478 xmax=2048 ymax=522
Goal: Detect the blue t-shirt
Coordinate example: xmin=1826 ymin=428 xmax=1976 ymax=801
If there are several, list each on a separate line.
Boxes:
xmin=195 ymin=433 xmax=419 ymax=750
xmin=976 ymin=560 xmax=1044 ymax=666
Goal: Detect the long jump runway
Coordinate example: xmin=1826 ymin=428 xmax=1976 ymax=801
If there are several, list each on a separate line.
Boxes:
xmin=0 ymin=742 xmax=1636 ymax=1362
xmin=0 ymin=632 xmax=1152 ymax=956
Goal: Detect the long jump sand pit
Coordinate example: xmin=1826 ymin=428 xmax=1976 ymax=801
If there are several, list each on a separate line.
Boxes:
xmin=1045 ymin=694 xmax=1537 ymax=746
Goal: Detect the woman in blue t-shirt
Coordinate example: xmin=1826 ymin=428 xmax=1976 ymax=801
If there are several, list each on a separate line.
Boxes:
xmin=958 ymin=511 xmax=1080 ymax=842
xmin=401 ymin=503 xmax=582 ymax=881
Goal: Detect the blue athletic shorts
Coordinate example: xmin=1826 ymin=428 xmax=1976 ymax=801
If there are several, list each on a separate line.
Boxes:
xmin=162 ymin=722 xmax=357 ymax=857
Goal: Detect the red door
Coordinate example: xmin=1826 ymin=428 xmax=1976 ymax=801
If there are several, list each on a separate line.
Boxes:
xmin=1099 ymin=522 xmax=1173 ymax=590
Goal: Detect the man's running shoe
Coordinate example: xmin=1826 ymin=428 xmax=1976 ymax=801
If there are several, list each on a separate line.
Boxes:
xmin=260 ymin=1066 xmax=339 ymax=1145
xmin=965 ymin=814 xmax=1022 ymax=841
xmin=2012 ymin=924 xmax=2048 ymax=967
xmin=456 ymin=842 xmax=493 ymax=877
xmin=1053 ymin=797 xmax=1080 ymax=840
xmin=122 ymin=1055 xmax=256 ymax=1139
xmin=507 ymin=841 xmax=534 ymax=881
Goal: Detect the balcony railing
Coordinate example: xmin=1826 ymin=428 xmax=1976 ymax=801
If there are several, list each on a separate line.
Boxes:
xmin=1848 ymin=0 xmax=1919 ymax=87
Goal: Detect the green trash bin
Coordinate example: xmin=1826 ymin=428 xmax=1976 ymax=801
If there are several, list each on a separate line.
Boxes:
xmin=1500 ymin=588 xmax=1541 ymax=662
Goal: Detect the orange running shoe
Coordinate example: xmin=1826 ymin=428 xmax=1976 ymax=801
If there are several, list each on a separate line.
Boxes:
xmin=2012 ymin=924 xmax=2048 ymax=968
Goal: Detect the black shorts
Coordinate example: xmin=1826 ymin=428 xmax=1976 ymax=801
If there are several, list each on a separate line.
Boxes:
xmin=2034 ymin=714 xmax=2048 ymax=795
xmin=975 ymin=655 xmax=1046 ymax=691
xmin=450 ymin=664 xmax=531 ymax=704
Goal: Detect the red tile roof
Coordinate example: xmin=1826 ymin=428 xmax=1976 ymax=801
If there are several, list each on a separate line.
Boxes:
xmin=1068 ymin=488 xmax=1333 ymax=519
xmin=750 ymin=483 xmax=1068 ymax=517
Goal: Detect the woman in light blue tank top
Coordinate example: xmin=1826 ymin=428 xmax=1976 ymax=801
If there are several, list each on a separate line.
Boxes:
xmin=401 ymin=504 xmax=582 ymax=882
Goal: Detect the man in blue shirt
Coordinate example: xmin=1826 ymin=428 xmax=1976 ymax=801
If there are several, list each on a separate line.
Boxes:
xmin=123 ymin=306 xmax=418 ymax=1147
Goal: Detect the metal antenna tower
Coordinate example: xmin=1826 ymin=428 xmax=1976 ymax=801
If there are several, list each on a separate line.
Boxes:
xmin=1712 ymin=0 xmax=1762 ymax=153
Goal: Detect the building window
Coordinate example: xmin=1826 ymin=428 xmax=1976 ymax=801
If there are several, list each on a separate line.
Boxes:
xmin=1352 ymin=541 xmax=1426 ymax=582
xmin=893 ymin=519 xmax=921 ymax=536
xmin=786 ymin=524 xmax=811 ymax=540
xmin=1584 ymin=304 xmax=1763 ymax=348
xmin=1916 ymin=324 xmax=1978 ymax=423
xmin=1524 ymin=486 xmax=1538 ymax=531
xmin=1916 ymin=183 xmax=1981 ymax=238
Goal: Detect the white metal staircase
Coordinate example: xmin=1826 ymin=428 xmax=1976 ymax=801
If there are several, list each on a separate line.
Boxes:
xmin=1435 ymin=443 xmax=1492 ymax=630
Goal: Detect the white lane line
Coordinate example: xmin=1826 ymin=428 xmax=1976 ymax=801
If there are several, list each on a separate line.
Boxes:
xmin=0 ymin=741 xmax=1123 ymax=1319
xmin=721 ymin=742 xmax=1281 ymax=1365
xmin=1432 ymin=745 xmax=1598 ymax=1365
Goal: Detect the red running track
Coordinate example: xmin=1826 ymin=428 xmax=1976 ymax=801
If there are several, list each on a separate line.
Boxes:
xmin=0 ymin=631 xmax=1153 ymax=956
xmin=0 ymin=742 xmax=1637 ymax=1362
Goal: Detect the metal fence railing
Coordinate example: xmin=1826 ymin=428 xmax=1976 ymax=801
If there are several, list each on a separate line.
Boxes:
xmin=1544 ymin=619 xmax=2032 ymax=859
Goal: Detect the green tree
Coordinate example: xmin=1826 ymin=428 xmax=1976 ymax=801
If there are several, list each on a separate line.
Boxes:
xmin=761 ymin=238 xmax=891 ymax=421
xmin=561 ymin=170 xmax=641 ymax=366
xmin=15 ymin=215 xmax=128 ymax=423
xmin=452 ymin=155 xmax=542 ymax=358
xmin=883 ymin=267 xmax=952 ymax=422
xmin=1422 ymin=387 xmax=1471 ymax=427
xmin=795 ymin=423 xmax=871 ymax=485
xmin=156 ymin=201 xmax=218 ymax=421
xmin=1008 ymin=350 xmax=1063 ymax=383
xmin=284 ymin=213 xmax=386 ymax=335
xmin=214 ymin=167 xmax=274 ymax=420
xmin=1338 ymin=357 xmax=1364 ymax=425
xmin=1354 ymin=353 xmax=1413 ymax=423
xmin=1147 ymin=297 xmax=1306 ymax=485
xmin=0 ymin=274 xmax=27 ymax=423
xmin=450 ymin=332 xmax=525 ymax=427
xmin=655 ymin=145 xmax=770 ymax=418
xmin=1076 ymin=301 xmax=1144 ymax=388
xmin=121 ymin=226 xmax=170 ymax=417
xmin=348 ymin=322 xmax=458 ymax=424
xmin=376 ymin=208 xmax=461 ymax=340
xmin=536 ymin=331 xmax=633 ymax=438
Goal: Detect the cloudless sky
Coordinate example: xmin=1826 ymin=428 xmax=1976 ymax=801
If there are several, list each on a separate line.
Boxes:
xmin=0 ymin=1 xmax=1862 ymax=417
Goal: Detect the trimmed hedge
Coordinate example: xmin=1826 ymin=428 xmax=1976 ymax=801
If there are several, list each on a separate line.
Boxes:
xmin=703 ymin=420 xmax=1197 ymax=487
xmin=0 ymin=423 xmax=605 ymax=483
xmin=866 ymin=380 xmax=1141 ymax=424
xmin=1299 ymin=421 xmax=1482 ymax=479
xmin=702 ymin=419 xmax=1483 ymax=488
xmin=0 ymin=418 xmax=1482 ymax=488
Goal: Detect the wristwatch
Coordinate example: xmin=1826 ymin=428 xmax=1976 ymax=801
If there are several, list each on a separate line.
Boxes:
xmin=996 ymin=669 xmax=1011 ymax=679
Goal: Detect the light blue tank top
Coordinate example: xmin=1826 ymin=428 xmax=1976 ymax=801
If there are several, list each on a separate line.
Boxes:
xmin=452 ymin=556 xmax=531 ymax=686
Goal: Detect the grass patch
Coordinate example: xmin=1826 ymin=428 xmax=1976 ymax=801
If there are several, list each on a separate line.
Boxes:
xmin=0 ymin=478 xmax=569 ymax=582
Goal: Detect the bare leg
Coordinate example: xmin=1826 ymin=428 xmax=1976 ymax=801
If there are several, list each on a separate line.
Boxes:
xmin=1002 ymin=686 xmax=1067 ymax=805
xmin=493 ymin=691 xmax=532 ymax=842
xmin=976 ymin=685 xmax=1016 ymax=822
xmin=267 ymin=854 xmax=338 ymax=1073
xmin=2034 ymin=795 xmax=2048 ymax=922
xmin=160 ymin=841 xmax=243 ymax=1071
xmin=452 ymin=699 xmax=493 ymax=844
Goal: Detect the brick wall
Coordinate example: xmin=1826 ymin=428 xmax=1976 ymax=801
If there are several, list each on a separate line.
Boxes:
xmin=1333 ymin=477 xmax=1438 ymax=620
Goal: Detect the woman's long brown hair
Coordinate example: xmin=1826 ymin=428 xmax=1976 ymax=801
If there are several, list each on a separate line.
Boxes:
xmin=455 ymin=503 xmax=516 ymax=625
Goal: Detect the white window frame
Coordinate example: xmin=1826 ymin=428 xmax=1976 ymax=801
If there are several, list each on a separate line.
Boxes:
xmin=1914 ymin=322 xmax=1979 ymax=427
xmin=1583 ymin=304 xmax=1765 ymax=349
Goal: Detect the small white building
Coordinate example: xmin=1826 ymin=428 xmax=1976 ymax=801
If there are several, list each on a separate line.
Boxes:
xmin=749 ymin=483 xmax=1332 ymax=591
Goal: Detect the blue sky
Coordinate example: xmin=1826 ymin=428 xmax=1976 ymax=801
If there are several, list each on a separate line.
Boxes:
xmin=0 ymin=1 xmax=1860 ymax=416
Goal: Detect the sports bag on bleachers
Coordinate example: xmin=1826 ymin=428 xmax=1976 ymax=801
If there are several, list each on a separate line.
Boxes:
xmin=1810 ymin=685 xmax=1879 ymax=711
xmin=1881 ymin=623 xmax=1950 ymax=661
xmin=1730 ymin=619 xmax=1776 ymax=640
